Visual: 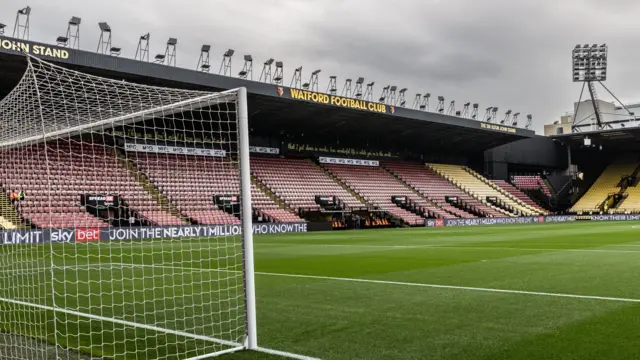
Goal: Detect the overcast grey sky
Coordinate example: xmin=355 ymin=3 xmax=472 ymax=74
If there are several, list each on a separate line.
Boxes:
xmin=2 ymin=0 xmax=640 ymax=133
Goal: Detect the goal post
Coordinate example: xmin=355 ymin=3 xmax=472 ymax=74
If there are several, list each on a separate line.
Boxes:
xmin=0 ymin=54 xmax=257 ymax=359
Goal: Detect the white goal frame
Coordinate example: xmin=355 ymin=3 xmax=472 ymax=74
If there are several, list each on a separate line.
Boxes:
xmin=0 ymin=54 xmax=258 ymax=359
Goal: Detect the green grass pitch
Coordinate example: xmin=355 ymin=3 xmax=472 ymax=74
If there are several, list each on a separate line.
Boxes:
xmin=2 ymin=221 xmax=640 ymax=360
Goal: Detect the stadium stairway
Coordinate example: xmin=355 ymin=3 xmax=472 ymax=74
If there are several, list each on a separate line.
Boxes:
xmin=311 ymin=161 xmax=371 ymax=209
xmin=250 ymin=175 xmax=297 ymax=214
xmin=428 ymin=164 xmax=542 ymax=217
xmin=0 ymin=187 xmax=23 ymax=229
xmin=116 ymin=151 xmax=191 ymax=224
xmin=464 ymin=167 xmax=545 ymax=215
xmin=609 ymin=162 xmax=640 ymax=213
xmin=381 ymin=165 xmax=461 ymax=218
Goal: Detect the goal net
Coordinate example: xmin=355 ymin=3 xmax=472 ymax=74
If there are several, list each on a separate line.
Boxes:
xmin=0 ymin=55 xmax=256 ymax=359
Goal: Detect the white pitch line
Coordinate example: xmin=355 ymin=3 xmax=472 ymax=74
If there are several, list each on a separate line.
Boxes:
xmin=0 ymin=295 xmax=321 ymax=360
xmin=103 ymin=262 xmax=640 ymax=304
xmin=258 ymin=243 xmax=640 ymax=254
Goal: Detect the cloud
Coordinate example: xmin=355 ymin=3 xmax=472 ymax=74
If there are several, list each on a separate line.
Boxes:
xmin=1 ymin=0 xmax=639 ymax=133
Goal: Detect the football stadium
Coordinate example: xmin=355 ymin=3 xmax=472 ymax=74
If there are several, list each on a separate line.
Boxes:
xmin=1 ymin=5 xmax=640 ymax=360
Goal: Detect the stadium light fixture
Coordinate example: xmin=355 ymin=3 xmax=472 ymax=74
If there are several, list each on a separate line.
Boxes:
xmin=13 ymin=6 xmax=31 ymax=40
xmin=265 ymin=58 xmax=274 ymax=65
xmin=197 ymin=45 xmax=211 ymax=72
xmin=356 ymin=77 xmax=364 ymax=84
xmin=58 ymin=16 xmax=82 ymax=49
xmin=110 ymin=47 xmax=121 ymax=56
xmin=167 ymin=37 xmax=178 ymax=46
xmin=0 ymin=23 xmax=5 ymax=35
xmin=273 ymin=61 xmax=284 ymax=84
xmin=364 ymin=81 xmax=375 ymax=101
xmin=220 ymin=49 xmax=234 ymax=75
xmin=98 ymin=21 xmax=109 ymax=32
xmin=239 ymin=55 xmax=253 ymax=80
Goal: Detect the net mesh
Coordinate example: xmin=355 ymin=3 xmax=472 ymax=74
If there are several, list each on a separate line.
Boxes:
xmin=0 ymin=55 xmax=250 ymax=359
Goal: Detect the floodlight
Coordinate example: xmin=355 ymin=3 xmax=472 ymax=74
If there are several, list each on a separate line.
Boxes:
xmin=473 ymin=103 xmax=478 ymax=108
xmin=383 ymin=85 xmax=390 ymax=90
xmin=513 ymin=112 xmax=520 ymax=116
xmin=312 ymin=69 xmax=321 ymax=75
xmin=367 ymin=81 xmax=374 ymax=86
xmin=275 ymin=61 xmax=283 ymax=67
xmin=390 ymin=85 xmax=397 ymax=91
xmin=70 ymin=16 xmax=81 ymax=26
xmin=18 ymin=6 xmax=31 ymax=15
xmin=110 ymin=47 xmax=121 ymax=56
xmin=224 ymin=49 xmax=234 ymax=57
xmin=244 ymin=54 xmax=253 ymax=61
xmin=399 ymin=88 xmax=407 ymax=93
xmin=296 ymin=66 xmax=302 ymax=71
xmin=464 ymin=102 xmax=470 ymax=106
xmin=201 ymin=44 xmax=211 ymax=52
xmin=0 ymin=23 xmax=5 ymax=34
xmin=167 ymin=37 xmax=177 ymax=45
xmin=356 ymin=77 xmax=364 ymax=84
xmin=438 ymin=96 xmax=445 ymax=101
xmin=155 ymin=54 xmax=166 ymax=61
xmin=56 ymin=36 xmax=68 ymax=46
xmin=98 ymin=22 xmax=110 ymax=32
xmin=140 ymin=33 xmax=150 ymax=40
xmin=265 ymin=58 xmax=274 ymax=65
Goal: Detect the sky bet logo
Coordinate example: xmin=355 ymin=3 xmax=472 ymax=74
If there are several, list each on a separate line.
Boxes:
xmin=75 ymin=228 xmax=100 ymax=243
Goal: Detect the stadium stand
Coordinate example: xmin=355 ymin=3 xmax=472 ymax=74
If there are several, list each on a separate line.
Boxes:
xmin=428 ymin=164 xmax=544 ymax=216
xmin=494 ymin=180 xmax=547 ymax=212
xmin=512 ymin=175 xmax=552 ymax=197
xmin=569 ymin=158 xmax=638 ymax=213
xmin=250 ymin=157 xmax=365 ymax=212
xmin=1 ymin=142 xmax=185 ymax=228
xmin=129 ymin=153 xmax=302 ymax=224
xmin=382 ymin=161 xmax=477 ymax=218
xmin=570 ymin=160 xmax=639 ymax=213
xmin=322 ymin=163 xmax=447 ymax=225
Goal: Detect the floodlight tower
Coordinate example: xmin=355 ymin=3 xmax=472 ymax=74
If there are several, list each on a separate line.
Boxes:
xmin=259 ymin=58 xmax=274 ymax=82
xmin=0 ymin=23 xmax=5 ymax=35
xmin=397 ymin=88 xmax=407 ymax=107
xmin=273 ymin=61 xmax=284 ymax=85
xmin=511 ymin=112 xmax=520 ymax=127
xmin=327 ymin=76 xmax=337 ymax=95
xmin=341 ymin=78 xmax=352 ymax=97
xmin=364 ymin=82 xmax=375 ymax=101
xmin=238 ymin=55 xmax=253 ymax=80
xmin=446 ymin=100 xmax=455 ymax=115
xmin=483 ymin=107 xmax=493 ymax=122
xmin=135 ymin=33 xmax=150 ymax=62
xmin=197 ymin=45 xmax=211 ymax=72
xmin=525 ymin=114 xmax=533 ymax=130
xmin=420 ymin=93 xmax=430 ymax=111
xmin=500 ymin=110 xmax=512 ymax=124
xmin=308 ymin=69 xmax=321 ymax=91
xmin=388 ymin=86 xmax=398 ymax=105
xmin=470 ymin=103 xmax=479 ymax=119
xmin=412 ymin=93 xmax=422 ymax=109
xmin=290 ymin=66 xmax=303 ymax=88
xmin=13 ymin=6 xmax=31 ymax=40
xmin=220 ymin=49 xmax=234 ymax=75
xmin=354 ymin=77 xmax=365 ymax=99
xmin=460 ymin=102 xmax=470 ymax=118
xmin=379 ymin=85 xmax=390 ymax=103
xmin=57 ymin=16 xmax=81 ymax=49
xmin=97 ymin=22 xmax=119 ymax=55
xmin=491 ymin=107 xmax=499 ymax=122
xmin=436 ymin=96 xmax=445 ymax=113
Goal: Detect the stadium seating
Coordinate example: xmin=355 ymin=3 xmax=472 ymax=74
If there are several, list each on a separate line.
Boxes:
xmin=1 ymin=142 xmax=185 ymax=228
xmin=572 ymin=160 xmax=638 ymax=213
xmin=322 ymin=163 xmax=447 ymax=225
xmin=251 ymin=157 xmax=364 ymax=212
xmin=512 ymin=175 xmax=552 ymax=197
xmin=494 ymin=180 xmax=547 ymax=212
xmin=382 ymin=161 xmax=477 ymax=218
xmin=428 ymin=164 xmax=543 ymax=216
xmin=130 ymin=153 xmax=302 ymax=224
